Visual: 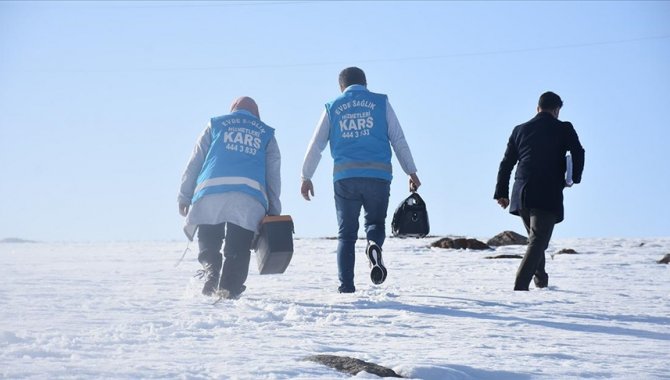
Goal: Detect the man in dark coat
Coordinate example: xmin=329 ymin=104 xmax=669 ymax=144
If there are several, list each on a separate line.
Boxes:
xmin=494 ymin=91 xmax=585 ymax=290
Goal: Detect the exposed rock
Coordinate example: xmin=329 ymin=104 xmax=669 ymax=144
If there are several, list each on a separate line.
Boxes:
xmin=389 ymin=235 xmax=438 ymax=239
xmin=304 ymin=354 xmax=403 ymax=378
xmin=431 ymin=237 xmax=491 ymax=250
xmin=555 ymin=248 xmax=578 ymax=255
xmin=658 ymin=254 xmax=670 ymax=264
xmin=485 ymin=254 xmax=523 ymax=259
xmin=486 ymin=231 xmax=528 ymax=246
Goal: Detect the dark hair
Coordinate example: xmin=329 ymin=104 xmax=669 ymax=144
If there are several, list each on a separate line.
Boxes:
xmin=538 ymin=91 xmax=563 ymax=110
xmin=339 ymin=67 xmax=367 ymax=88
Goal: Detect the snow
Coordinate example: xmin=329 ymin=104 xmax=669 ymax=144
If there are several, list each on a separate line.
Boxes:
xmin=1 ymin=237 xmax=669 ymax=379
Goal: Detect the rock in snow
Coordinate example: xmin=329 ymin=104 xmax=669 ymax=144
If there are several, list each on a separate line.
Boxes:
xmin=486 ymin=231 xmax=528 ymax=246
xmin=485 ymin=254 xmax=523 ymax=259
xmin=556 ymin=248 xmax=578 ymax=255
xmin=304 ymin=354 xmax=403 ymax=378
xmin=431 ymin=237 xmax=491 ymax=250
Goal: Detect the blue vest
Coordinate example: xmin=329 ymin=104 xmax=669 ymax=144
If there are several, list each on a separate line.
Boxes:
xmin=192 ymin=111 xmax=275 ymax=209
xmin=327 ymin=85 xmax=392 ymax=182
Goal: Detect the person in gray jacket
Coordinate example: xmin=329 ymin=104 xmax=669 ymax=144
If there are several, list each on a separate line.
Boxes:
xmin=178 ymin=96 xmax=281 ymax=298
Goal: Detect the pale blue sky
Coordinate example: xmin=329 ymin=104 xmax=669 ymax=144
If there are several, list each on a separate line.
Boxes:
xmin=1 ymin=1 xmax=668 ymax=241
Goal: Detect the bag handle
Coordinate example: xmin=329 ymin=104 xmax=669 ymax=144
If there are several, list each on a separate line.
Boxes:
xmin=405 ymin=192 xmax=426 ymax=207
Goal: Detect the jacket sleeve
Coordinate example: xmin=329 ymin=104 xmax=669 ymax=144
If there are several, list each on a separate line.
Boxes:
xmin=387 ymin=100 xmax=418 ymax=175
xmin=494 ymin=132 xmax=518 ymax=199
xmin=265 ymin=136 xmax=282 ymax=216
xmin=301 ymin=110 xmax=330 ymax=180
xmin=565 ymin=122 xmax=585 ymax=184
xmin=178 ymin=124 xmax=212 ymax=205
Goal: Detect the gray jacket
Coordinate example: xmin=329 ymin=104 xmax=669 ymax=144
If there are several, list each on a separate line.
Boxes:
xmin=178 ymin=121 xmax=281 ymax=240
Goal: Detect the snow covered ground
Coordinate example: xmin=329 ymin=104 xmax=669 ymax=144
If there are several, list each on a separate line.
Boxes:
xmin=1 ymin=237 xmax=669 ymax=379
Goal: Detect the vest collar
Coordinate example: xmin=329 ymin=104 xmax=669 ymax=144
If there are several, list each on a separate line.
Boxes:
xmin=231 ymin=109 xmax=258 ymax=119
xmin=343 ymin=84 xmax=368 ymax=93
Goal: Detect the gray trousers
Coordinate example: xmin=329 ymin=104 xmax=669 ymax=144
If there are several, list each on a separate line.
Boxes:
xmin=515 ymin=208 xmax=556 ymax=290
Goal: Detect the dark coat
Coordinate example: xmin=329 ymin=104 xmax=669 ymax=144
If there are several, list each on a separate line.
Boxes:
xmin=494 ymin=112 xmax=585 ymax=223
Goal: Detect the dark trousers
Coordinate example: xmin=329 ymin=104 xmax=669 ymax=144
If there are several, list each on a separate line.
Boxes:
xmin=197 ymin=222 xmax=255 ymax=293
xmin=515 ymin=208 xmax=555 ymax=290
xmin=334 ymin=178 xmax=390 ymax=290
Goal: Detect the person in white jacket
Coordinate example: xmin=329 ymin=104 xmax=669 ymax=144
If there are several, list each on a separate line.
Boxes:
xmin=178 ymin=96 xmax=281 ymax=298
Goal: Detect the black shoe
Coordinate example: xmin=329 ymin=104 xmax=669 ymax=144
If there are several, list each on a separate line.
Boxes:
xmin=195 ymin=266 xmax=220 ymax=296
xmin=533 ymin=272 xmax=549 ymax=288
xmin=366 ymin=241 xmax=387 ymax=285
xmin=338 ymin=285 xmax=356 ymax=293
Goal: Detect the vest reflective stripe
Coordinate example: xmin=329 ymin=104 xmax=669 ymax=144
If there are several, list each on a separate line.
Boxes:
xmin=194 ymin=176 xmax=268 ymax=205
xmin=333 ymin=161 xmax=392 ymax=175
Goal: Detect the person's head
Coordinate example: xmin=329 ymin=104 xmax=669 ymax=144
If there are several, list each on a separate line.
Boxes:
xmin=230 ymin=96 xmax=260 ymax=118
xmin=537 ymin=91 xmax=563 ymax=118
xmin=339 ymin=67 xmax=367 ymax=92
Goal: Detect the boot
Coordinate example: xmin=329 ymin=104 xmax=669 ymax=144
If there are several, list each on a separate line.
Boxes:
xmin=199 ymin=263 xmax=220 ymax=296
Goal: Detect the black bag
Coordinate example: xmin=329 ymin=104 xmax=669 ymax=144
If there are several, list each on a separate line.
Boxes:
xmin=391 ymin=192 xmax=430 ymax=238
